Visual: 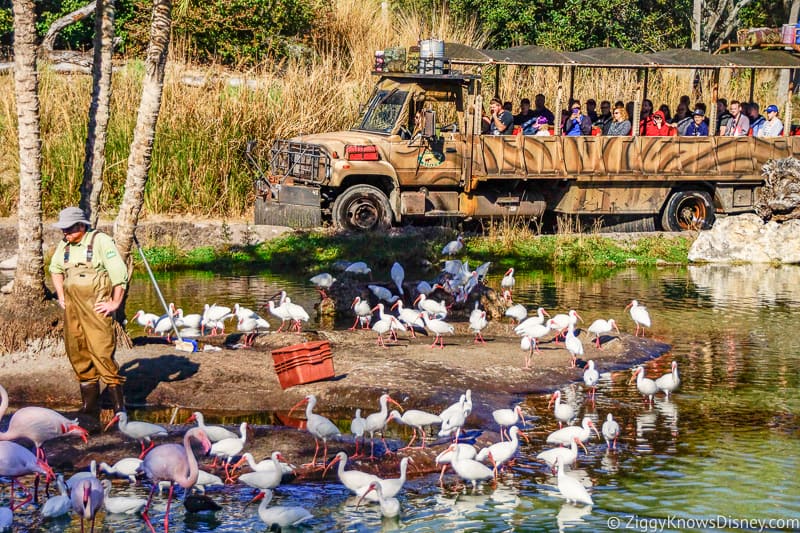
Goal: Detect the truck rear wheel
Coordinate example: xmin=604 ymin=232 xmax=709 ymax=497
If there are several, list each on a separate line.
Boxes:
xmin=661 ymin=190 xmax=715 ymax=231
xmin=332 ymin=185 xmax=392 ymax=231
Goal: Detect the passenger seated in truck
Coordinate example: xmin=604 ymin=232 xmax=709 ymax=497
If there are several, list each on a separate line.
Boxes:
xmin=684 ymin=109 xmax=709 ymax=136
xmin=514 ymin=98 xmax=536 ymax=131
xmin=563 ymin=103 xmax=592 ymax=136
xmin=532 ymin=93 xmax=556 ymax=125
xmin=642 ymin=110 xmax=673 ymax=136
xmin=758 ymin=105 xmax=783 ymax=137
xmin=486 ymin=97 xmax=514 ymax=135
xmin=605 ymin=106 xmax=632 ymax=136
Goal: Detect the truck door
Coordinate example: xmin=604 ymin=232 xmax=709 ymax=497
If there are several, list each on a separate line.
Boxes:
xmin=389 ymin=93 xmax=463 ymax=187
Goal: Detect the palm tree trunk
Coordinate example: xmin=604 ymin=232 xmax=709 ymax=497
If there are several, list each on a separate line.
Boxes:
xmin=79 ymin=0 xmax=115 ymax=227
xmin=113 ymin=0 xmax=172 ymax=264
xmin=11 ymin=0 xmax=46 ymax=302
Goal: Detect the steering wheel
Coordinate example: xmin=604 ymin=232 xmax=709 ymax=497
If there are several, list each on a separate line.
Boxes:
xmin=441 ymin=122 xmax=458 ymax=133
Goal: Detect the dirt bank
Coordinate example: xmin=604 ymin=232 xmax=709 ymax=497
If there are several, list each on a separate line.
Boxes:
xmin=0 ymin=319 xmax=669 ymax=477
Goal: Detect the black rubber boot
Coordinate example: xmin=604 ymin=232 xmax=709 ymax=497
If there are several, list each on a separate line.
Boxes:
xmin=79 ymin=381 xmax=100 ymax=416
xmin=107 ymin=384 xmax=126 ymax=414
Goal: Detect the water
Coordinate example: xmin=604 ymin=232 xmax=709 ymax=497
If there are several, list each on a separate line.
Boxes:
xmin=9 ymin=264 xmax=800 ymax=531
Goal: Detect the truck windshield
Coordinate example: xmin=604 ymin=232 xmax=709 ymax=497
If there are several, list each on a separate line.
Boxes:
xmin=357 ymin=89 xmax=408 ymax=133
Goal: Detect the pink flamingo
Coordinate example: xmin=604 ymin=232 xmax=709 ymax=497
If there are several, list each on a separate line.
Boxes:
xmin=0 ymin=384 xmax=88 ymax=465
xmin=70 ymin=477 xmax=104 ymax=533
xmin=0 ymin=441 xmax=54 ymax=511
xmin=138 ymin=427 xmax=211 ymax=533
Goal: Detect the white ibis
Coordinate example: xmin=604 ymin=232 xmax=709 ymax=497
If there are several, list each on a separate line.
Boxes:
xmin=209 ymin=421 xmax=248 ymax=481
xmin=323 ymin=451 xmax=380 ymax=493
xmin=355 ymin=456 xmax=412 ymax=504
xmin=587 ymin=318 xmax=619 ymax=349
xmin=101 ymin=479 xmax=146 ymax=515
xmin=469 ymin=306 xmax=488 ymax=344
xmin=238 ymin=452 xmax=285 ymax=491
xmin=104 ymin=411 xmax=168 ymax=459
xmin=492 ymin=405 xmax=525 ymax=441
xmin=289 ymin=395 xmax=341 ymax=467
xmin=99 ymin=457 xmax=142 ymax=484
xmin=602 ymin=413 xmax=620 ymax=449
xmin=441 ymin=235 xmax=464 ymax=256
xmin=235 ymin=452 xmax=294 ymax=475
xmin=40 ymin=474 xmax=71 ymax=518
xmin=413 ymin=293 xmax=447 ymax=318
xmin=309 ymin=273 xmax=336 ymax=298
xmin=630 ymin=365 xmax=658 ymax=403
xmin=390 ymin=262 xmax=405 ymax=295
xmin=389 ymin=409 xmax=441 ymax=448
xmin=174 ymin=308 xmax=202 ymax=330
xmin=546 ymin=417 xmax=601 ymax=446
xmin=549 ymin=309 xmax=583 ymax=342
xmin=446 ymin=442 xmax=494 ymax=491
xmin=505 ymin=302 xmax=528 ymax=323
xmin=0 ymin=441 xmax=53 ymax=511
xmin=435 ymin=443 xmax=476 ymax=484
xmin=500 ymin=267 xmax=515 ymax=293
xmin=237 ymin=316 xmax=270 ymax=346
xmin=371 ymin=303 xmax=401 ymax=347
xmin=349 ymin=296 xmax=373 ymax=330
xmin=70 ymin=477 xmax=104 ymax=533
xmin=438 ymin=395 xmax=469 ymax=442
xmin=554 ymin=457 xmax=593 ymax=506
xmin=364 ymin=393 xmax=402 ymax=458
xmin=476 ymin=425 xmax=529 ymax=477
xmin=266 ymin=300 xmax=293 ymax=332
xmin=201 ymin=303 xmax=232 ymax=335
xmin=549 ymin=391 xmax=575 ymax=428
xmin=251 ymin=488 xmax=313 ymax=528
xmin=564 ymin=323 xmax=584 ymax=367
xmin=0 ymin=384 xmax=89 ymax=463
xmin=233 ymin=303 xmax=258 ymax=321
xmin=537 ymin=436 xmax=587 ymax=471
xmin=132 ymin=310 xmax=159 ymax=332
xmin=583 ymin=360 xmax=599 ymax=399
xmin=655 ymin=361 xmax=680 ymax=397
xmin=357 ymin=480 xmax=400 ymax=518
xmin=515 ymin=307 xmax=551 ymax=334
xmin=345 ymin=261 xmax=372 ymax=275
xmin=419 ymin=312 xmax=454 ymax=349
xmin=350 ymin=409 xmax=366 ymax=458
xmin=391 ymin=300 xmax=424 ymax=338
xmin=282 ymin=296 xmax=309 ymax=332
xmin=439 ymin=390 xmax=472 ymax=423
xmin=138 ymin=427 xmax=211 ymax=533
xmin=368 ymin=284 xmax=399 ymax=304
xmin=625 ymin=300 xmax=651 ymax=337
xmin=185 ymin=411 xmax=238 ymax=443
xmin=159 ymin=469 xmax=223 ymax=495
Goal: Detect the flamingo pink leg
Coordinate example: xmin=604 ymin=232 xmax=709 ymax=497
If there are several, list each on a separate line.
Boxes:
xmin=164 ymin=482 xmax=175 ymax=532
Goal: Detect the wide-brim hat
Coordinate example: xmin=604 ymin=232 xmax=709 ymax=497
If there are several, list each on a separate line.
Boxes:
xmin=53 ymin=207 xmax=91 ymax=230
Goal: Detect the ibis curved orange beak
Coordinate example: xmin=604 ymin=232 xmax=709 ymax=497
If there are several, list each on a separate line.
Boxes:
xmin=103 ymin=414 xmax=120 ymax=432
xmin=288 ymin=397 xmax=308 ymax=418
xmin=576 ymin=436 xmax=588 ymax=454
xmin=322 ymin=455 xmax=341 ymax=478
xmin=413 ymin=294 xmax=422 ymax=306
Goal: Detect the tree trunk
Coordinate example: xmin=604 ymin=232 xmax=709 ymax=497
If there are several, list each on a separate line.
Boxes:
xmin=113 ymin=0 xmax=172 ymax=264
xmin=41 ymin=1 xmax=97 ymax=53
xmin=11 ymin=0 xmax=46 ymax=302
xmin=79 ymin=0 xmax=115 ymax=227
xmin=692 ymin=0 xmax=701 ymax=50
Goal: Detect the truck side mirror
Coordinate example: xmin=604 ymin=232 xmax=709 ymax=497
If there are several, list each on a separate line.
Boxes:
xmin=423 ymin=109 xmax=436 ymax=139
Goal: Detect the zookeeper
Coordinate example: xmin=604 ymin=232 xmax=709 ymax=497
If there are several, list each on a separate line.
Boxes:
xmin=49 ymin=206 xmax=128 ymax=418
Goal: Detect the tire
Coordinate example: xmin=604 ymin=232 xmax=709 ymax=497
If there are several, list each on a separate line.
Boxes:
xmin=661 ymin=190 xmax=715 ymax=231
xmin=332 ymin=184 xmax=393 ymax=231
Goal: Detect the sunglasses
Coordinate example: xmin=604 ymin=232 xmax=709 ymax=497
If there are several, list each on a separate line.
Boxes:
xmin=62 ymin=224 xmax=83 ymax=234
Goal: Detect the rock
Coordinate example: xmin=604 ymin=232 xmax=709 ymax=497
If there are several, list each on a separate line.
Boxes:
xmin=1 ymin=279 xmax=13 ymax=294
xmin=0 ymin=255 xmax=17 ymax=270
xmin=688 ymin=214 xmax=800 ymax=263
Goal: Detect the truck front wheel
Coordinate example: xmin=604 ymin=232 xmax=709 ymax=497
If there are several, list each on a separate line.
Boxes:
xmin=661 ymin=190 xmax=715 ymax=231
xmin=332 ymin=185 xmax=393 ymax=231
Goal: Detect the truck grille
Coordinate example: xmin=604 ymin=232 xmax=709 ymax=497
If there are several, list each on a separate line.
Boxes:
xmin=269 ymin=140 xmax=331 ymax=184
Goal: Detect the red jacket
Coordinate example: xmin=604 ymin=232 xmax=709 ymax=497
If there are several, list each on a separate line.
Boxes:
xmin=641 ymin=111 xmax=674 ymax=136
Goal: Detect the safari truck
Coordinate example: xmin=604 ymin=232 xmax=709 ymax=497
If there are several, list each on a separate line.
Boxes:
xmin=251 ymin=45 xmax=800 ymax=232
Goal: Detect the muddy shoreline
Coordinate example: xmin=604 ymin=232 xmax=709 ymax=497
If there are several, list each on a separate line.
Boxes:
xmin=0 ymin=321 xmax=669 ymax=477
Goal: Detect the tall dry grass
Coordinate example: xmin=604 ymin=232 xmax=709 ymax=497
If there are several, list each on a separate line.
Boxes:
xmin=0 ymin=1 xmax=791 ymax=218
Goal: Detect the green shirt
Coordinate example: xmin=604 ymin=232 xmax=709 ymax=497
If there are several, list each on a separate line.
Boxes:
xmin=49 ymin=230 xmax=128 ymax=289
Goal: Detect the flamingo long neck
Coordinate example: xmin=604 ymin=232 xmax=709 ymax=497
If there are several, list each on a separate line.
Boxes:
xmin=177 ymin=429 xmax=203 ymax=489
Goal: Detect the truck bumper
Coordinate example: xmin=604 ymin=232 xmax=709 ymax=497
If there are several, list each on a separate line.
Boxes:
xmin=254 ymin=184 xmax=321 ymax=227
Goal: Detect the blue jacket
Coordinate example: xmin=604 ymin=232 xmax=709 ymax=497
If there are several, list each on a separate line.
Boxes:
xmin=685 ymin=121 xmax=709 ymax=136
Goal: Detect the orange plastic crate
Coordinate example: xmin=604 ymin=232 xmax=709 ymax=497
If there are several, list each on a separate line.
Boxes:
xmin=271 ymin=341 xmax=335 ymax=389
